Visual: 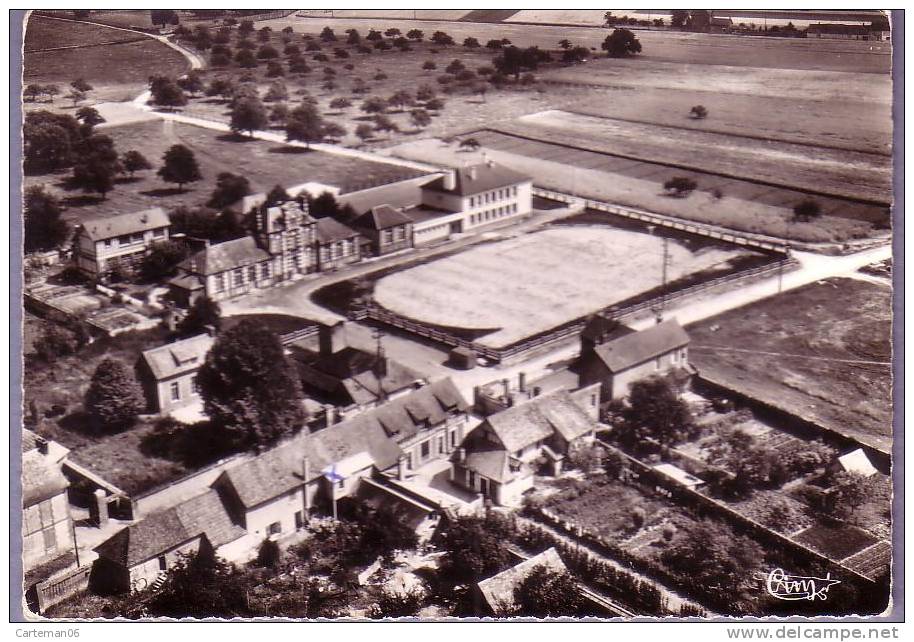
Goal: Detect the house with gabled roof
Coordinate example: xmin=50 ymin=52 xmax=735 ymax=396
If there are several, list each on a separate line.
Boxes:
xmin=454 ymin=389 xmax=597 ymax=506
xmin=579 ymin=318 xmax=692 ymax=401
xmin=137 ymin=332 xmax=215 ymax=413
xmin=74 ymin=208 xmax=171 ymax=280
xmin=314 ymin=217 xmax=362 ymax=270
xmin=92 ymin=489 xmax=249 ymax=594
xmin=351 ymin=205 xmax=414 ymax=256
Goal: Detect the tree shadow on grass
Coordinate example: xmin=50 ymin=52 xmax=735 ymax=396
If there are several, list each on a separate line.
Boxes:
xmin=139 ymin=187 xmax=187 ymax=197
xmin=216 ymin=132 xmax=254 ymax=143
xmin=268 ymin=145 xmax=311 ymax=154
xmin=114 ymin=176 xmax=144 ymax=185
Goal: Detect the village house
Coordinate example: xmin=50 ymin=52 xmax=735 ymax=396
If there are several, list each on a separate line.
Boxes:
xmin=74 ymin=208 xmax=170 ymax=280
xmin=169 ymin=199 xmax=319 ymax=305
xmin=454 ymin=388 xmax=598 ymax=506
xmin=209 ymin=377 xmax=468 ymax=541
xmin=351 ymin=205 xmax=414 ymax=256
xmin=578 ymin=317 xmax=692 ymax=402
xmin=22 ymin=430 xmax=76 ymax=576
xmin=136 ymin=332 xmax=215 ymax=414
xmin=91 ymin=489 xmax=250 ymax=594
xmin=291 ymin=321 xmax=425 ymax=412
xmin=314 ymin=217 xmax=362 ymax=270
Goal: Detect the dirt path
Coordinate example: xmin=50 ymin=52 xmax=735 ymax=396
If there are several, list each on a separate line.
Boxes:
xmin=515 ymin=514 xmax=714 ymax=616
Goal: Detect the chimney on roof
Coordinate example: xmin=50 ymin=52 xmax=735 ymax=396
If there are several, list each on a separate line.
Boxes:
xmin=302 ymin=456 xmax=311 ymax=513
xmin=533 ymin=386 xmax=542 ymax=397
xmin=397 ymin=455 xmax=407 ymax=481
xmin=319 ymin=321 xmax=347 ymax=356
xmin=518 ymin=371 xmax=526 ymax=394
xmin=443 ymin=170 xmax=456 ymax=191
xmin=36 ymin=436 xmax=49 ymax=455
xmin=502 ymin=378 xmax=510 ymax=400
xmin=324 ymin=404 xmax=336 ymax=427
xmin=468 ymin=165 xmax=477 ymax=180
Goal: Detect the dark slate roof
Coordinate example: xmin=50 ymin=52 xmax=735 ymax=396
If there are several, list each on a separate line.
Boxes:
xmin=353 ymin=205 xmax=413 ymax=230
xmin=337 ymin=176 xmax=430 ymax=214
xmin=216 ymin=378 xmax=468 ymax=509
xmin=581 ymin=315 xmax=635 ymax=345
xmin=218 ymin=418 xmax=402 ymax=509
xmin=179 ymin=237 xmax=271 ymax=276
xmin=292 ymin=346 xmax=425 ymax=404
xmin=477 ymin=548 xmax=568 ymax=614
xmin=485 ymin=389 xmax=595 ymax=452
xmin=422 ymin=163 xmax=530 ymax=197
xmin=22 ymin=450 xmax=69 ymax=506
xmin=592 ymin=319 xmax=690 ymax=373
xmin=80 ymin=208 xmax=169 ymax=242
xmin=167 ymin=273 xmax=205 ymax=291
xmin=93 ymin=490 xmax=245 ymax=568
xmin=141 ymin=334 xmax=214 ymax=381
xmin=315 ymin=218 xmax=359 ymax=244
xmin=462 ymin=448 xmax=513 ymax=483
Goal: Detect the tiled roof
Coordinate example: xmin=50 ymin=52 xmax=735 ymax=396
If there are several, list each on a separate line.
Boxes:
xmin=22 ymin=449 xmax=69 ymax=506
xmin=592 ymin=319 xmax=689 ymax=373
xmin=315 ymin=218 xmax=359 ymax=244
xmin=179 ymin=237 xmax=271 ymax=276
xmin=80 ymin=208 xmax=169 ymax=242
xmin=485 ymin=389 xmax=595 ymax=452
xmin=477 ymin=547 xmax=568 ymax=614
xmin=462 ymin=448 xmax=514 ymax=483
xmin=422 ymin=163 xmax=530 ymax=197
xmin=93 ymin=490 xmax=245 ymax=568
xmin=141 ymin=334 xmax=214 ymax=381
xmin=217 ymin=378 xmax=468 ymax=509
xmin=353 ymin=205 xmax=413 ymax=230
xmin=167 ymin=273 xmax=205 ymax=291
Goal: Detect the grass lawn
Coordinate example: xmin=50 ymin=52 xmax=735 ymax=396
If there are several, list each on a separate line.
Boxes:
xmin=687 ymin=277 xmax=892 ymax=452
xmin=794 ymin=523 xmax=878 ymax=560
xmin=24 ymin=120 xmax=426 ymax=225
xmin=23 ymin=16 xmax=188 ymax=103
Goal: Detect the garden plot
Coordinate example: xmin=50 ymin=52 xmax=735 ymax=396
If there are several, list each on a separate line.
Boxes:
xmin=373 ymin=226 xmax=757 ymax=348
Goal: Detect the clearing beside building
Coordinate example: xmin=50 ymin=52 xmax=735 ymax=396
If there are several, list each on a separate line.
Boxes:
xmin=687 ymin=277 xmax=892 ymax=452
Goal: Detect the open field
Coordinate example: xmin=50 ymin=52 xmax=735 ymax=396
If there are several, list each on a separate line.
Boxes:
xmin=265 ymin=15 xmax=891 ymax=73
xmin=386 ymin=138 xmax=881 ymax=243
xmin=505 ymin=110 xmax=891 ymax=203
xmin=568 ymin=86 xmax=891 ymax=156
xmin=23 ymin=16 xmax=189 ymax=104
xmin=24 ymin=120 xmax=426 ymax=224
xmin=687 ymin=277 xmax=892 ymax=452
xmin=373 ymin=226 xmax=762 ymax=348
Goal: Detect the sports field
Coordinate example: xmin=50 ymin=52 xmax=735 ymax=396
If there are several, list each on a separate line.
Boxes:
xmin=373 ymin=226 xmax=759 ymax=347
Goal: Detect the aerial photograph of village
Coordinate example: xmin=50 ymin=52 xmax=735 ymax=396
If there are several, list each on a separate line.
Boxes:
xmin=17 ymin=8 xmax=896 ymax=622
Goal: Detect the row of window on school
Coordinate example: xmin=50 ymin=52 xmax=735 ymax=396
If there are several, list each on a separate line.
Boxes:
xmin=467 ymin=186 xmax=519 ymax=208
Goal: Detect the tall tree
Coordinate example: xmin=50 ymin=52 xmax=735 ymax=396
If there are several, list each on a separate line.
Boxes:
xmin=121 ymin=150 xmax=152 ymax=178
xmin=23 ymin=111 xmax=83 ymax=174
xmin=71 ymin=134 xmax=121 ymax=199
xmin=438 ymin=513 xmax=515 ymax=584
xmin=140 ymin=551 xmax=252 ymax=619
xmin=177 ymin=296 xmax=222 ymax=338
xmin=158 ymin=144 xmax=202 ymax=191
xmin=177 ymin=70 xmax=204 ymax=96
xmin=285 ymin=101 xmax=325 ymax=148
xmin=511 ymin=566 xmax=586 ymax=617
xmin=208 ymin=172 xmax=251 ymax=208
xmin=196 ymin=319 xmax=305 ymax=450
xmin=618 ymin=376 xmax=693 ymax=449
xmin=149 ymin=75 xmax=188 ymax=107
xmin=85 ymin=358 xmax=145 ymax=432
xmin=230 ymin=96 xmax=268 ymax=137
xmin=140 ymin=240 xmax=190 ymax=281
xmin=24 ymin=185 xmax=69 ymax=253
xmin=602 ymin=28 xmax=642 ymax=58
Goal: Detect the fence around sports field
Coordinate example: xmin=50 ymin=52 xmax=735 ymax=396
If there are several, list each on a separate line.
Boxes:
xmin=350 ymin=196 xmax=794 ymax=364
